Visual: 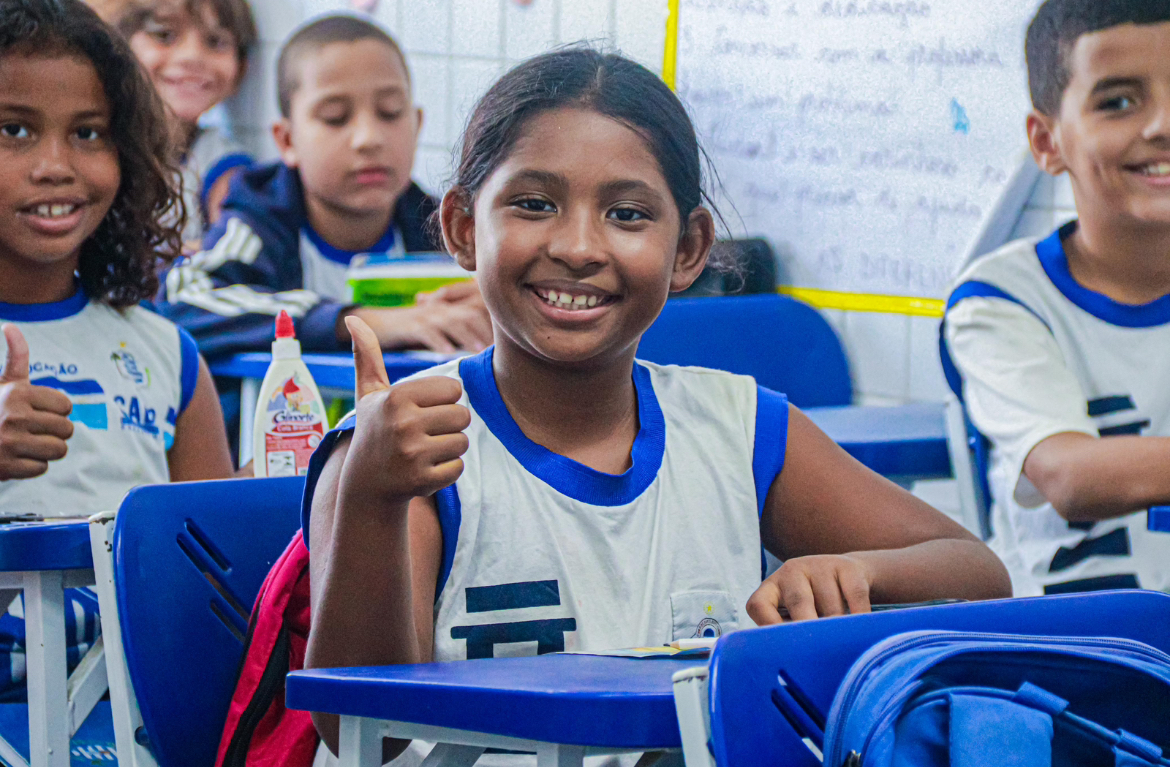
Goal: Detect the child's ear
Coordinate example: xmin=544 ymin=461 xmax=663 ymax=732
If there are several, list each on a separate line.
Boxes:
xmin=1027 ymin=110 xmax=1068 ymax=176
xmin=670 ymin=207 xmax=716 ymax=293
xmin=272 ymin=119 xmax=297 ymax=168
xmin=441 ymin=188 xmax=476 ymax=271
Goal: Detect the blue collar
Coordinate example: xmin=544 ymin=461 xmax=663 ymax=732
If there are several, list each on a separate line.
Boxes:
xmin=1036 ymin=221 xmax=1170 ymax=328
xmin=459 ymin=347 xmax=666 ymax=506
xmin=0 ymin=286 xmax=88 ymax=321
xmin=302 ymin=223 xmax=397 ymax=266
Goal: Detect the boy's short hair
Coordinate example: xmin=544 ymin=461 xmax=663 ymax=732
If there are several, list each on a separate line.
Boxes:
xmin=1026 ymin=0 xmax=1170 ymax=115
xmin=116 ymin=0 xmax=256 ymax=66
xmin=276 ymin=14 xmax=408 ymax=118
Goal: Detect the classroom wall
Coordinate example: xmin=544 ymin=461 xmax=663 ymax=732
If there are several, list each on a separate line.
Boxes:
xmin=231 ymin=0 xmax=666 ymax=191
xmin=230 ymin=0 xmax=1072 ymax=412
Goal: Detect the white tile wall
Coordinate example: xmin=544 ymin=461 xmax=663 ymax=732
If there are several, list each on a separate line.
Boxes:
xmin=230 ymin=0 xmax=662 ymax=175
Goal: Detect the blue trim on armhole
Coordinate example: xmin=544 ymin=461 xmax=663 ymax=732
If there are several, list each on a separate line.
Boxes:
xmin=301 ymin=413 xmax=357 ymax=547
xmin=752 ymin=386 xmax=789 ymax=516
xmin=460 ymin=347 xmax=666 ymax=506
xmin=940 ymin=281 xmax=1049 ymax=401
xmin=1036 ymin=221 xmax=1170 ymax=327
xmin=433 ymin=485 xmax=462 ymax=601
xmin=199 ymin=153 xmax=253 ymax=211
xmin=177 ymin=328 xmax=199 ymax=414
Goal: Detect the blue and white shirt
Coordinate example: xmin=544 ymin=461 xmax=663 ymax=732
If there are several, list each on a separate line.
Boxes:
xmin=0 ymin=289 xmax=198 ymax=516
xmin=304 ymin=349 xmax=789 ymax=659
xmin=943 ymin=222 xmax=1170 ymax=597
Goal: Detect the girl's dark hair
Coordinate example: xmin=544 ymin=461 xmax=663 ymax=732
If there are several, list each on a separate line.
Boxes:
xmin=0 ymin=0 xmax=183 ymax=308
xmin=453 ymin=46 xmax=720 ymax=238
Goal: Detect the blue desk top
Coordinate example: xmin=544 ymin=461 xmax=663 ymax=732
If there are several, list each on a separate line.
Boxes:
xmin=804 ymin=403 xmax=950 ymax=483
xmin=212 ymin=352 xmax=951 ymax=482
xmin=209 ymin=352 xmax=454 ymax=390
xmin=286 ymin=655 xmax=698 ymax=749
xmin=1150 ymin=507 xmax=1170 ymax=533
xmin=0 ymin=519 xmax=93 ymax=571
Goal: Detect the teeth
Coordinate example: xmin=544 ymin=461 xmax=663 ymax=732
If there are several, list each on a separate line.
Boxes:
xmin=32 ymin=204 xmax=76 ymax=218
xmin=1142 ymin=163 xmax=1170 ymax=177
xmin=541 ymin=290 xmax=606 ymax=311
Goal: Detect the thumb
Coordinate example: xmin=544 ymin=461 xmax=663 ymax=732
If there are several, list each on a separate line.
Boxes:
xmin=0 ymin=325 xmax=29 ymax=383
xmin=346 ymin=315 xmax=391 ymax=400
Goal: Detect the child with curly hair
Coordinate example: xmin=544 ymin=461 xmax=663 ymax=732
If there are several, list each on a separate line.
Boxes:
xmin=0 ymin=0 xmax=233 ymax=692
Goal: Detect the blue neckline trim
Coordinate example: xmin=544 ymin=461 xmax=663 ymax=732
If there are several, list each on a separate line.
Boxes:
xmin=0 ymin=286 xmax=88 ymax=321
xmin=1036 ymin=221 xmax=1170 ymax=328
xmin=302 ymin=222 xmax=397 ymax=266
xmin=459 ymin=347 xmax=666 ymax=506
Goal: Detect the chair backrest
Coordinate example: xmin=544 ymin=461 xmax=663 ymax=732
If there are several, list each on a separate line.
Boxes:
xmin=706 ymin=591 xmax=1170 ymax=767
xmin=637 ymin=295 xmax=852 ymax=408
xmin=112 ymin=477 xmax=305 ymax=767
xmin=940 ymin=326 xmax=994 ymax=539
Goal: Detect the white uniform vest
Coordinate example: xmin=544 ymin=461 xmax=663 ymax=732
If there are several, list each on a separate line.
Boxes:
xmin=0 ymin=291 xmax=197 ymax=516
xmin=946 ymin=223 xmax=1170 ymax=595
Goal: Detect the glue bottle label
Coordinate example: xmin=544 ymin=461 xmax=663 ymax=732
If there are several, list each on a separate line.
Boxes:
xmin=262 ymin=372 xmax=325 ymax=476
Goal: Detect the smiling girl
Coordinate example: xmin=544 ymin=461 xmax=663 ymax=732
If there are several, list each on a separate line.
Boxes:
xmin=302 ymin=48 xmax=1011 ymax=763
xmin=116 ymin=0 xmax=256 ymax=241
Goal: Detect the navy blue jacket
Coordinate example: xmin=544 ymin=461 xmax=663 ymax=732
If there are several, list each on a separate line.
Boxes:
xmin=158 ymin=162 xmax=439 ymax=357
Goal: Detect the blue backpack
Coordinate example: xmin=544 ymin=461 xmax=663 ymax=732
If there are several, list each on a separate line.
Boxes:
xmin=822 ymin=631 xmax=1170 ymax=767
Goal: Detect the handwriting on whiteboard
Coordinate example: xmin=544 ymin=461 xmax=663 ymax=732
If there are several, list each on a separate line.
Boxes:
xmin=676 ymin=0 xmax=1038 ymax=296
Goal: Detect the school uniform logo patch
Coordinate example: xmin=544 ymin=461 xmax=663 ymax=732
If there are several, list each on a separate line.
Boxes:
xmin=110 ymin=344 xmax=150 ymax=387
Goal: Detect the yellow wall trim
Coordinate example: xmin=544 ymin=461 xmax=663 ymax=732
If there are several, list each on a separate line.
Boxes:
xmin=663 ymin=0 xmax=679 ymax=89
xmin=777 ymin=287 xmax=945 ymax=318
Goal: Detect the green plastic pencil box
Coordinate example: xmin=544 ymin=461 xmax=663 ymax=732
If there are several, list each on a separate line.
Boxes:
xmin=347 ymin=252 xmax=472 ymax=307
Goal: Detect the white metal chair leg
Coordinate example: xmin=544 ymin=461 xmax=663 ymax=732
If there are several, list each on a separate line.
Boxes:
xmin=419 ymin=743 xmax=485 ymax=766
xmin=672 ymin=666 xmax=716 ymax=767
xmin=89 ymin=512 xmax=158 ymax=767
xmin=339 ymin=716 xmax=384 ymax=767
xmin=67 ymin=637 xmax=106 ymax=736
xmin=25 ymin=570 xmax=69 ymax=767
xmin=536 ymin=743 xmax=585 ymax=767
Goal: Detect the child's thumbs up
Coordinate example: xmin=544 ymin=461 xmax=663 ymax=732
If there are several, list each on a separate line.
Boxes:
xmin=1 ymin=325 xmax=29 ymax=383
xmin=346 ymin=315 xmax=391 ymax=401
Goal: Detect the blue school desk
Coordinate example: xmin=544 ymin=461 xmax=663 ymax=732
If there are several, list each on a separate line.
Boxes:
xmin=0 ymin=518 xmax=103 ymax=767
xmin=286 ymin=654 xmax=696 ymax=766
xmin=210 ymin=352 xmax=951 ymax=483
xmin=209 ymin=351 xmax=457 ymax=458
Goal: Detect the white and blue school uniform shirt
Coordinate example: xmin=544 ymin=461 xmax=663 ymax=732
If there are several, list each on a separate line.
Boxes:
xmin=0 ymin=288 xmax=199 ymax=517
xmin=299 ymin=224 xmax=405 ymax=302
xmin=304 ymin=349 xmax=789 ymax=660
xmin=943 ymin=221 xmax=1170 ymax=597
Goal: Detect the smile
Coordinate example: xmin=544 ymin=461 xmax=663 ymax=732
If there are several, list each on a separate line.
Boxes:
xmin=1136 ymin=162 xmax=1170 ymax=177
xmin=29 ymin=203 xmax=79 ymax=219
xmin=534 ymin=287 xmax=616 ymax=311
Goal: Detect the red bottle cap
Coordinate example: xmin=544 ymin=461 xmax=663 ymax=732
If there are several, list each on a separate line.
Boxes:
xmin=275 ymin=310 xmax=296 ymax=339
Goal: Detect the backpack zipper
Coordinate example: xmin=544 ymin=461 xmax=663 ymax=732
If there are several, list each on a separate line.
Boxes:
xmin=824 ymin=632 xmax=1170 ymax=766
xmin=221 ymin=625 xmax=292 ymax=767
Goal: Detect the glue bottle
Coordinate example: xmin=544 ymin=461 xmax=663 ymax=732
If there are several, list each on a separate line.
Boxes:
xmin=252 ymin=311 xmax=327 ymax=477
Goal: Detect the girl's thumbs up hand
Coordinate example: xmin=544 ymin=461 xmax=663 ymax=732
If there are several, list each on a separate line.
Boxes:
xmin=0 ymin=324 xmax=74 ymax=480
xmin=343 ymin=316 xmax=471 ymax=506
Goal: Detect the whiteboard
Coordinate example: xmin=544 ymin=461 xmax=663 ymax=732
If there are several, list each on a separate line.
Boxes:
xmin=675 ymin=0 xmax=1041 ymax=298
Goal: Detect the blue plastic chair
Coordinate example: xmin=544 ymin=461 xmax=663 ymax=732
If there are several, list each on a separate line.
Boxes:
xmin=677 ymin=591 xmax=1170 ymax=767
xmin=638 ymin=295 xmax=852 ymax=408
xmin=110 ymin=477 xmax=305 ymax=767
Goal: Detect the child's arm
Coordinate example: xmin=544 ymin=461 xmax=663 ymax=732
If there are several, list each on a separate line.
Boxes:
xmin=0 ymin=326 xmax=73 ymax=480
xmin=1023 ymin=433 xmax=1170 ymax=522
xmin=304 ymin=317 xmax=462 ymax=758
xmin=166 ymin=356 xmax=233 ymax=480
xmin=751 ymin=407 xmax=1011 ymax=624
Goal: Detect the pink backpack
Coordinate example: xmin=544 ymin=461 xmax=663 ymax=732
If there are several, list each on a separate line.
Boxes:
xmin=215 ymin=532 xmax=319 ymax=767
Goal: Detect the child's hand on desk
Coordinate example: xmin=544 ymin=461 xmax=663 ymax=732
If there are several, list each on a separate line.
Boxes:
xmin=414 ymin=280 xmax=483 ymax=307
xmin=746 ymin=554 xmax=874 ymax=624
xmin=342 ymin=316 xmax=471 ymax=505
xmin=344 ymin=299 xmax=492 ymax=354
xmin=0 ymin=325 xmax=74 ymax=480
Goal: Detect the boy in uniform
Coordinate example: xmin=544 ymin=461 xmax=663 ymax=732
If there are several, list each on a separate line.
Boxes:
xmin=943 ymin=0 xmax=1170 ymax=596
xmin=160 ymin=15 xmax=491 ymax=357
